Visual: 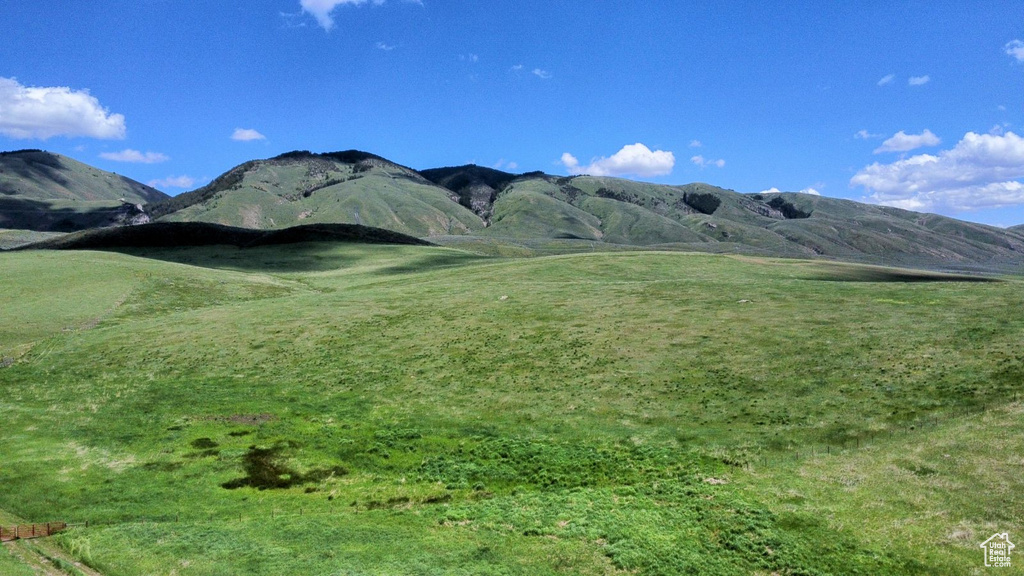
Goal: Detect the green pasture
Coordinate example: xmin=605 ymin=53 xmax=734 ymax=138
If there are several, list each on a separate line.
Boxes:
xmin=0 ymin=244 xmax=1021 ymax=574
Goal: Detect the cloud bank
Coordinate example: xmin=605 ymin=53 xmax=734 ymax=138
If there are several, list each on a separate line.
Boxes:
xmin=561 ymin=143 xmax=675 ymax=178
xmin=99 ymin=149 xmax=168 ymax=163
xmin=852 ymin=131 xmax=1024 ymax=211
xmin=0 ymin=77 xmax=126 ymax=140
xmin=874 ymin=129 xmax=941 ymax=153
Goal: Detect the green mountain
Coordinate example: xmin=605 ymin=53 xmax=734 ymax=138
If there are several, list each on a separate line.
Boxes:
xmin=151 ymin=151 xmax=484 ymax=237
xmin=6 ymin=148 xmax=1024 ymax=270
xmin=424 ymin=169 xmax=1024 ymax=269
xmin=0 ymin=149 xmax=168 ymax=232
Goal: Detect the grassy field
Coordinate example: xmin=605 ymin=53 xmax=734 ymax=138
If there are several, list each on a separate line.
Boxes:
xmin=1 ymin=243 xmax=1021 ymax=575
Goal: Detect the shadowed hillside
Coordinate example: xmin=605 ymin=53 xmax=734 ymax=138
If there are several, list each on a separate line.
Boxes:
xmin=14 ymin=221 xmax=432 ymax=251
xmin=0 ymin=150 xmax=167 ymax=231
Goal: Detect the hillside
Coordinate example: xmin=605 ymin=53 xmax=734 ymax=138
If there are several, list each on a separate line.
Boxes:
xmin=437 ymin=171 xmax=1024 ymax=269
xmin=1 ymin=245 xmax=1021 ymax=574
xmin=151 ymin=150 xmax=484 ymax=237
xmin=0 ymin=149 xmax=168 ymax=231
xmin=4 ymin=148 xmax=1023 ymax=269
xmin=148 ymin=154 xmax=1024 ymax=270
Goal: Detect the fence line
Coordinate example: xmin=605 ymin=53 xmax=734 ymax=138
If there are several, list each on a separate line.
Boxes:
xmin=0 ymin=522 xmax=67 ymax=542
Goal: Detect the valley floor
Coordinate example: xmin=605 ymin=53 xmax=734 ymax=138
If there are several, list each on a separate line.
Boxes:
xmin=1 ymin=244 xmax=1021 ymax=575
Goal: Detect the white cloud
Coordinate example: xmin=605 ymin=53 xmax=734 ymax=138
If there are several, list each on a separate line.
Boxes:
xmin=561 ymin=143 xmax=675 ymax=178
xmin=799 ymin=187 xmax=821 ymax=196
xmin=690 ymin=155 xmax=725 ymax=169
xmin=0 ymin=77 xmax=126 ymax=140
xmin=492 ymin=159 xmax=519 ymax=171
xmin=877 ymin=74 xmax=895 ymax=86
xmin=908 ymin=75 xmax=930 ymax=86
xmin=855 ymin=129 xmax=883 ymax=140
xmin=1006 ymin=40 xmax=1024 ymax=62
xmin=851 ymin=131 xmax=1024 ymax=211
xmin=460 ymin=54 xmax=479 ymax=63
xmin=689 ymin=140 xmax=702 ymax=148
xmin=148 ymin=175 xmax=197 ymax=190
xmin=532 ymin=68 xmax=551 ymax=79
xmin=300 ymin=0 xmax=385 ymax=31
xmin=99 ymin=149 xmax=169 ymax=164
xmin=231 ymin=128 xmax=266 ymax=142
xmin=510 ymin=64 xmax=524 ymax=72
xmin=376 ymin=42 xmax=396 ymax=51
xmin=758 ymin=187 xmax=781 ymax=194
xmin=874 ymin=129 xmax=940 ymax=154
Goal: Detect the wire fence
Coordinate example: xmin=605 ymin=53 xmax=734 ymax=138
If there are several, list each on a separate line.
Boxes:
xmin=0 ymin=522 xmax=68 ymax=542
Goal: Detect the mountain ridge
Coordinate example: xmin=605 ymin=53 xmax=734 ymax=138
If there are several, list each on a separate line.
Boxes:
xmin=4 ymin=148 xmax=1024 ymax=270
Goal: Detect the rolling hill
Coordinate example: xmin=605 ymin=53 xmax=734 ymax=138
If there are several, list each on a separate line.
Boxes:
xmin=151 ymin=150 xmax=484 ymax=237
xmin=147 ymin=152 xmax=1024 ymax=269
xmin=0 ymin=149 xmax=168 ymax=232
xmin=4 ymin=147 xmax=1024 ymax=270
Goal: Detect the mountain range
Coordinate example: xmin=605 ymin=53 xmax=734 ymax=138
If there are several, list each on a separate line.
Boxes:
xmin=3 ymin=148 xmax=1024 ymax=271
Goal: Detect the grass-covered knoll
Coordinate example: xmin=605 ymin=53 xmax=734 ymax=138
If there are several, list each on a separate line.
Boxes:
xmin=154 ymin=151 xmax=484 ymax=237
xmin=2 ymin=244 xmax=1021 ymax=574
xmin=0 ymin=228 xmax=64 ymax=249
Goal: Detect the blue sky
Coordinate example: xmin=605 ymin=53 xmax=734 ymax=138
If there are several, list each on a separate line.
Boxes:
xmin=1 ymin=1 xmax=1022 ymax=226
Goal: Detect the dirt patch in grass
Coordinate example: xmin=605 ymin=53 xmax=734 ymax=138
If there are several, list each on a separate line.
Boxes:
xmin=221 ymin=444 xmax=347 ymax=490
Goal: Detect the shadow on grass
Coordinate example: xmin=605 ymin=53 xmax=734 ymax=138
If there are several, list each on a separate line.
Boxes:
xmin=374 ymin=252 xmax=489 ymax=275
xmin=119 ymin=245 xmax=363 ymax=273
xmin=806 ymin=264 xmax=1001 ymax=283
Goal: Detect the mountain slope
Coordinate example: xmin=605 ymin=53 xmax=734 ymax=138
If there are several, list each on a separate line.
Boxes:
xmin=22 ymin=149 xmax=1015 ymax=269
xmin=0 ymin=149 xmax=167 ymax=231
xmin=152 ymin=151 xmax=485 ymax=237
xmin=458 ymin=173 xmax=1024 ymax=268
xmin=0 ymin=149 xmax=166 ymax=203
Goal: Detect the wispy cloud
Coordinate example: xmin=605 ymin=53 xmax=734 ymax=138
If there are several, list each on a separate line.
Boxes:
xmin=690 ymin=155 xmax=725 ymax=169
xmin=1006 ymin=40 xmax=1024 ymax=62
xmin=0 ymin=77 xmax=126 ymax=140
xmin=855 ymin=130 xmax=883 ymax=140
xmin=300 ymin=0 xmax=387 ymax=31
xmin=689 ymin=140 xmax=702 ymax=148
xmin=459 ymin=53 xmax=479 ymax=63
xmin=852 ymin=131 xmax=1024 ymax=211
xmin=493 ymin=159 xmax=518 ymax=171
xmin=532 ymin=68 xmax=552 ymax=79
xmin=799 ymin=187 xmax=821 ymax=196
xmin=99 ymin=149 xmax=169 ymax=164
xmin=561 ymin=143 xmax=675 ymax=178
xmin=376 ymin=42 xmax=397 ymax=51
xmin=908 ymin=75 xmax=930 ymax=86
xmin=877 ymin=74 xmax=895 ymax=86
xmin=874 ymin=129 xmax=940 ymax=154
xmin=231 ymin=128 xmax=266 ymax=142
xmin=148 ymin=175 xmax=197 ymax=190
